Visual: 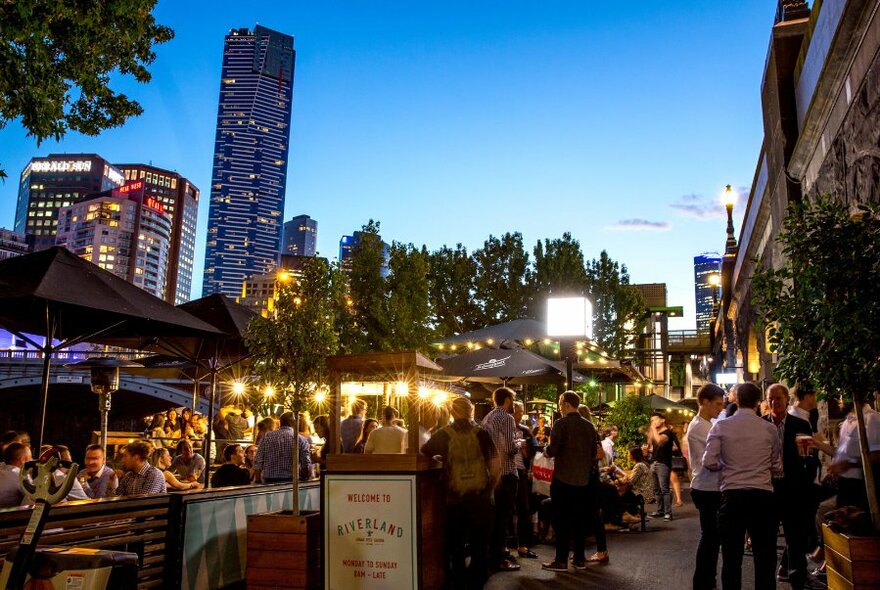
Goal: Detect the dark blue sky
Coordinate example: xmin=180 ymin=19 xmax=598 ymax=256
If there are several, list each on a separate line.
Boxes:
xmin=0 ymin=1 xmax=774 ymax=329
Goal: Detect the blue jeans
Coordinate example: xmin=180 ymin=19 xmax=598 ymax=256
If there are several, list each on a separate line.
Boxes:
xmin=651 ymin=462 xmax=672 ymax=516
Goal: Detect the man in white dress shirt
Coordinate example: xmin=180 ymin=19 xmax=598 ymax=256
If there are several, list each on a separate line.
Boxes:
xmin=364 ymin=406 xmax=407 ymax=454
xmin=703 ymin=382 xmax=783 ymax=590
xmin=686 ymin=384 xmax=725 ymax=590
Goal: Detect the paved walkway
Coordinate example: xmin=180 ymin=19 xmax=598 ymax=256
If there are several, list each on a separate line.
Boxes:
xmin=485 ymin=491 xmax=820 ymax=589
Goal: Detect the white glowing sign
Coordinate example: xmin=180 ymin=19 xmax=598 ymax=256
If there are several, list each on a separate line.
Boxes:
xmin=31 ymin=160 xmax=93 ymax=173
xmin=105 ymin=166 xmax=124 ymax=186
xmin=547 ymin=296 xmax=594 ymax=339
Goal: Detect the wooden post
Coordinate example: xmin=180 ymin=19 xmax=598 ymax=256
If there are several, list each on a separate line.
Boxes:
xmin=328 ymin=373 xmax=340 ymax=455
xmin=407 ymin=367 xmax=419 ymax=454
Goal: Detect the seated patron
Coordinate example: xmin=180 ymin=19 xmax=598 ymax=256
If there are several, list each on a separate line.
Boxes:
xmin=80 ymin=444 xmax=118 ymax=499
xmin=150 ymin=447 xmax=201 ymax=491
xmin=118 ymin=441 xmax=167 ymax=496
xmin=212 ymin=444 xmax=251 ymax=488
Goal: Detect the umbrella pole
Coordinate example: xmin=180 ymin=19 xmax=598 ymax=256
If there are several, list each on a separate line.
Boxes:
xmin=205 ymin=367 xmax=218 ymax=489
xmin=34 ymin=306 xmax=57 ymax=451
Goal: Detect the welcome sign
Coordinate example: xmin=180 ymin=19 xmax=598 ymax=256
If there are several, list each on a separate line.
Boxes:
xmin=324 ymin=474 xmax=418 ymax=589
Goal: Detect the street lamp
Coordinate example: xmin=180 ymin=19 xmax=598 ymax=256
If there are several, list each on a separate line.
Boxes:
xmin=547 ymin=296 xmax=593 ymax=389
xmin=707 ymin=272 xmax=721 ymax=306
xmin=65 ymin=357 xmax=143 ymax=451
xmin=722 ymin=184 xmax=738 ymax=253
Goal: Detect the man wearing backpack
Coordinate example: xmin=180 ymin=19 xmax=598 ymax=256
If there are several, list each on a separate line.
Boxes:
xmin=422 ymin=396 xmax=498 ymax=590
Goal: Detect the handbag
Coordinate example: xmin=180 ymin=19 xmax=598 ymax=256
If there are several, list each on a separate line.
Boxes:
xmin=531 ymin=451 xmax=554 ymax=497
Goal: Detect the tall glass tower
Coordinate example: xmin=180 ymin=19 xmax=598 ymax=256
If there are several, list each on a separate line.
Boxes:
xmin=694 ymin=253 xmax=722 ymax=334
xmin=202 ymin=25 xmax=295 ymax=297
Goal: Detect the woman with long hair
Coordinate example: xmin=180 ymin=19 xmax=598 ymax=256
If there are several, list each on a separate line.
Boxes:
xmin=353 ymin=418 xmax=379 ymax=454
xmin=255 ymin=417 xmax=276 ymax=445
xmin=149 ymin=447 xmax=201 ymax=491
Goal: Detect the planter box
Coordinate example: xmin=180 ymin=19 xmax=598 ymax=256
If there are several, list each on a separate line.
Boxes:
xmin=247 ymin=510 xmax=321 ymax=590
xmin=823 ymin=523 xmax=880 ymax=590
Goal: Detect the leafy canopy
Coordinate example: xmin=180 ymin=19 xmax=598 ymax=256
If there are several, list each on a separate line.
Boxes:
xmin=0 ymin=0 xmax=173 ymax=177
xmin=753 ymin=197 xmax=880 ymax=401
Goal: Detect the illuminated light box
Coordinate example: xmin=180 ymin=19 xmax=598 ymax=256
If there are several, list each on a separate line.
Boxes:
xmin=546 ymin=297 xmax=594 ymax=339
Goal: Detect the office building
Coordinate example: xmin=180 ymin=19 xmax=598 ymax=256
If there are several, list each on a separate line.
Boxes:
xmin=15 ymin=154 xmax=124 ymax=250
xmin=55 ymin=180 xmax=172 ymax=299
xmin=0 ymin=229 xmax=29 ymax=261
xmin=693 ymin=253 xmax=722 ymax=333
xmin=339 ymin=232 xmax=390 ymax=277
xmin=202 ymin=25 xmax=296 ymax=298
xmin=281 ymin=214 xmax=317 ymax=257
xmin=239 ymin=254 xmax=321 ymax=316
xmin=117 ymin=164 xmax=199 ymax=304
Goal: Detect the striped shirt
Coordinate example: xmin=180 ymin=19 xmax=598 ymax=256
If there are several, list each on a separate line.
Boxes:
xmin=117 ymin=462 xmax=166 ymax=496
xmin=482 ymin=407 xmax=518 ymax=477
xmin=254 ymin=426 xmax=312 ymax=481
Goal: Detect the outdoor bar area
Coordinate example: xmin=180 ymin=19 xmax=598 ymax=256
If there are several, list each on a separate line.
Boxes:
xmin=323 ymin=351 xmax=446 ymax=590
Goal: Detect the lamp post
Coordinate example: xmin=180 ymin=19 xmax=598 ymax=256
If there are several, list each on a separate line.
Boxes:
xmin=720 ymin=185 xmax=739 ymax=374
xmin=65 ymin=357 xmax=143 ymax=451
xmin=547 ymin=296 xmax=593 ymax=390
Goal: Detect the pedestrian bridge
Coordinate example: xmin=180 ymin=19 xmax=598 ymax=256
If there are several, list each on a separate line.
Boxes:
xmin=0 ymin=349 xmax=209 ymax=414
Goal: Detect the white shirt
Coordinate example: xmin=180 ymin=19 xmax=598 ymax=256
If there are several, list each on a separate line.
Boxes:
xmin=703 ymin=408 xmax=783 ymax=492
xmin=601 ymin=438 xmax=615 ymax=466
xmin=788 ymin=405 xmax=810 ymax=423
xmin=834 ymin=405 xmax=880 ymax=480
xmin=364 ymin=425 xmax=407 ymax=454
xmin=0 ymin=464 xmax=22 ymax=508
xmin=686 ymin=415 xmax=719 ymax=492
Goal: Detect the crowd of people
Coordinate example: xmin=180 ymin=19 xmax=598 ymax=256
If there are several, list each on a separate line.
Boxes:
xmin=2 ymin=381 xmax=878 ymax=590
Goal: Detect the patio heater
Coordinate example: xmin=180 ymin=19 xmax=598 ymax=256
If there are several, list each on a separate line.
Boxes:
xmin=65 ymin=357 xmax=143 ymax=451
xmin=546 ymin=296 xmax=593 ymax=389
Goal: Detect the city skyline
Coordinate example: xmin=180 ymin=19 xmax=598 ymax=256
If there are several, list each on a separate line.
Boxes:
xmin=0 ymin=1 xmax=768 ymax=330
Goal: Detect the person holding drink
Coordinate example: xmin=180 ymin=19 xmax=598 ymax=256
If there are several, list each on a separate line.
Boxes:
xmin=764 ymin=383 xmax=814 ymax=588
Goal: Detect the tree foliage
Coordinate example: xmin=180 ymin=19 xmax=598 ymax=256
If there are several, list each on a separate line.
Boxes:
xmin=606 ymin=394 xmax=652 ymax=463
xmin=427 ymin=244 xmax=482 ymax=337
xmin=753 ymin=197 xmax=880 ymax=401
xmin=0 ymin=0 xmax=174 ymax=177
xmin=346 ymin=220 xmax=388 ymax=352
xmin=245 ymin=257 xmax=340 ymax=413
xmin=585 ymin=251 xmax=645 ymax=358
xmin=385 ymin=242 xmax=433 ymax=351
xmin=473 ymin=232 xmax=531 ymax=325
xmin=530 ymin=232 xmax=589 ymax=315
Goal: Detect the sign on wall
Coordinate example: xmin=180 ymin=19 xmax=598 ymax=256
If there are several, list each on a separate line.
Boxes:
xmin=324 ymin=474 xmax=418 ymax=590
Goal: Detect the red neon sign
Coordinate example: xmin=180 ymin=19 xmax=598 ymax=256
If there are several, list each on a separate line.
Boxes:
xmin=117 ymin=181 xmax=144 ymax=193
xmin=144 ymin=196 xmax=166 ymax=214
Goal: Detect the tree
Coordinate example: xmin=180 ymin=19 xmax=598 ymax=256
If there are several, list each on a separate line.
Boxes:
xmin=385 ymin=243 xmax=432 ymax=351
xmin=473 ymin=232 xmax=532 ymax=325
xmin=585 ymin=250 xmax=645 ymax=358
xmin=0 ymin=0 xmax=174 ymax=178
xmin=606 ymin=394 xmax=652 ymax=467
xmin=427 ymin=244 xmax=482 ymax=337
xmin=530 ymin=232 xmax=589 ymax=313
xmin=753 ymin=196 xmax=880 ymax=529
xmin=346 ymin=220 xmax=389 ymax=352
xmin=245 ymin=257 xmax=339 ymax=413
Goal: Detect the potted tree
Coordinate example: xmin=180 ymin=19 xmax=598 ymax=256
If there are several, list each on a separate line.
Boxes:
xmin=754 ymin=196 xmax=880 ymax=589
xmin=243 ymin=257 xmax=345 ymax=590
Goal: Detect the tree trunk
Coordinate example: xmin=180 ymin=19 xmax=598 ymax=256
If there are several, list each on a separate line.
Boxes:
xmin=854 ymin=399 xmax=880 ymax=531
xmin=292 ymin=410 xmax=300 ymax=516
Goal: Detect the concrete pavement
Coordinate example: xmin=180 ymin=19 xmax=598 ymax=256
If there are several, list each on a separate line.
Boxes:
xmin=485 ymin=491 xmax=820 ymax=589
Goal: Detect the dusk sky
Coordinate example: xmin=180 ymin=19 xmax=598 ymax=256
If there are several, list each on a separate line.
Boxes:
xmin=0 ymin=1 xmax=773 ymax=330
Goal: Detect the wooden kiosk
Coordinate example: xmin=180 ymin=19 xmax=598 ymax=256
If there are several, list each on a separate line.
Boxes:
xmin=323 ymin=352 xmax=446 ymax=590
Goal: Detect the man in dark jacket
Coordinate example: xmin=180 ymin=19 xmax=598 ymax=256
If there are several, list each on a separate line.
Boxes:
xmin=765 ymin=383 xmax=814 ymax=589
xmin=542 ymin=390 xmax=602 ymax=572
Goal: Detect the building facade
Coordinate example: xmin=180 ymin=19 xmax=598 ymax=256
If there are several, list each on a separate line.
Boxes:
xmin=281 ymin=214 xmax=317 ymax=257
xmin=15 ymin=154 xmax=124 ymax=250
xmin=238 ymin=254 xmax=320 ymax=316
xmin=118 ymin=164 xmax=199 ymax=304
xmin=55 ymin=181 xmax=172 ymax=299
xmin=0 ymin=229 xmax=29 ymax=261
xmin=202 ymin=25 xmax=296 ymax=298
xmin=717 ymin=0 xmax=880 ymax=384
xmin=693 ymin=253 xmax=721 ymax=334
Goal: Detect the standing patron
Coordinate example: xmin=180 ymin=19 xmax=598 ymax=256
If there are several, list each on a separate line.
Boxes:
xmin=686 ymin=384 xmax=725 ymax=590
xmin=703 ymin=382 xmax=782 ymax=590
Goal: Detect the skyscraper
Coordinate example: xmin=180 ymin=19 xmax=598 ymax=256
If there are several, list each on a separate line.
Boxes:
xmin=55 ymin=181 xmax=173 ymax=299
xmin=694 ymin=253 xmax=722 ymax=333
xmin=202 ymin=25 xmax=296 ymax=298
xmin=281 ymin=214 xmax=317 ymax=257
xmin=15 ymin=154 xmax=124 ymax=250
xmin=117 ymin=164 xmax=199 ymax=304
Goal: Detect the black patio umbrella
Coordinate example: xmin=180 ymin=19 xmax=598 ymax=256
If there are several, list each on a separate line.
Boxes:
xmin=0 ymin=247 xmax=224 ymax=450
xmin=102 ymin=294 xmax=257 ymax=478
xmin=435 ymin=347 xmax=585 ymax=385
